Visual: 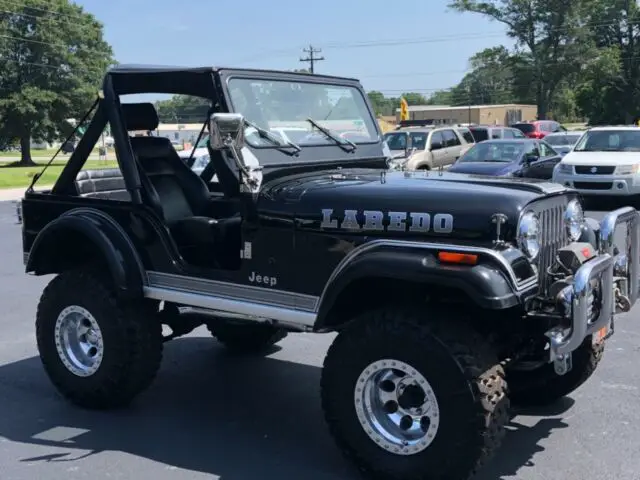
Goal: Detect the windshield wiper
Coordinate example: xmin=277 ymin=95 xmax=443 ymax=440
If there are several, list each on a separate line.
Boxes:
xmin=244 ymin=119 xmax=301 ymax=155
xmin=306 ymin=118 xmax=357 ymax=152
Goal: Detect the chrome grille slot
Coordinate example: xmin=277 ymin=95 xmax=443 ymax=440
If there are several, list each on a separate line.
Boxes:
xmin=526 ymin=196 xmax=571 ymax=294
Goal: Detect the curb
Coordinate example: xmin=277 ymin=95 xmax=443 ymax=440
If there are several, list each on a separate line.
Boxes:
xmin=0 ymin=186 xmax=52 ymax=202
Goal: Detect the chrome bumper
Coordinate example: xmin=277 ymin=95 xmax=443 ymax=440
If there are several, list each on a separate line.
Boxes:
xmin=547 ymin=207 xmax=640 ymax=372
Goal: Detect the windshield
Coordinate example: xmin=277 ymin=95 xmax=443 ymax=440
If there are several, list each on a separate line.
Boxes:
xmin=545 ymin=134 xmax=582 ymax=146
xmin=469 ymin=128 xmax=488 ymax=141
xmin=573 ymin=130 xmax=640 ymax=152
xmin=458 ymin=141 xmax=530 ymax=163
xmin=227 ymin=78 xmax=378 ymax=149
xmin=384 ymin=131 xmax=428 ymax=150
xmin=512 ymin=123 xmax=535 ymax=134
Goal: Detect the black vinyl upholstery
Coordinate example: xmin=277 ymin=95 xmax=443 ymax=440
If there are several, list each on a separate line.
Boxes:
xmin=75 ymin=168 xmax=131 ymax=201
xmin=129 ymin=135 xmax=212 ymax=223
xmin=121 ymin=102 xmax=159 ymax=131
xmin=121 ymin=102 xmax=241 ymax=268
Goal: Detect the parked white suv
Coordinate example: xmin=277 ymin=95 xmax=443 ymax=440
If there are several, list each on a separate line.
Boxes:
xmin=552 ymin=126 xmax=640 ymax=197
xmin=384 ymin=125 xmax=473 ymax=170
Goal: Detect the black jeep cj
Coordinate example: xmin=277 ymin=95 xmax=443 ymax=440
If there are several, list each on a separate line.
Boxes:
xmin=20 ymin=65 xmax=639 ymax=480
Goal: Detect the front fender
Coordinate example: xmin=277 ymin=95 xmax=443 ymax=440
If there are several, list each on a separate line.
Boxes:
xmin=314 ymin=243 xmax=526 ymax=330
xmin=26 ymin=208 xmax=145 ymax=297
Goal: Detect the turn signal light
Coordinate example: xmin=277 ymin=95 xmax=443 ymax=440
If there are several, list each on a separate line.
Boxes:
xmin=438 ymin=251 xmax=478 ymax=265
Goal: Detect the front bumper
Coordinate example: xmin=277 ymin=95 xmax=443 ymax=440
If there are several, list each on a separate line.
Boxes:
xmin=546 ymin=207 xmax=640 ymax=371
xmin=553 ymin=171 xmax=640 ymax=196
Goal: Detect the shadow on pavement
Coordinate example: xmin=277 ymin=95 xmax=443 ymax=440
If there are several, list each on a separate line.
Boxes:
xmin=0 ymin=336 xmax=574 ymax=479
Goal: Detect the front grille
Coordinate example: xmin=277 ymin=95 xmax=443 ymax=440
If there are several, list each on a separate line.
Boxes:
xmin=574 ymin=181 xmax=613 ymax=190
xmin=574 ymin=165 xmax=616 ymax=175
xmin=525 ymin=196 xmax=570 ymax=294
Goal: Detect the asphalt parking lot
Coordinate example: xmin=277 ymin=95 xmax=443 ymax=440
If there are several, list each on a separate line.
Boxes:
xmin=0 ymin=200 xmax=638 ymax=480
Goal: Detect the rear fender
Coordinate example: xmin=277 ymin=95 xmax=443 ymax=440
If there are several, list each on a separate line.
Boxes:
xmin=25 ymin=208 xmax=145 ymax=298
xmin=314 ymin=241 xmax=529 ymax=331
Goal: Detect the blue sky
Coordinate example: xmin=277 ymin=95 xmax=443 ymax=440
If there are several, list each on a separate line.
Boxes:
xmin=78 ymin=0 xmax=511 ymax=98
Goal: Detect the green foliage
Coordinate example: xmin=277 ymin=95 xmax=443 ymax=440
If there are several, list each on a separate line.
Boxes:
xmin=366 ymin=91 xmax=428 ymax=116
xmin=155 ymin=95 xmax=210 ymax=123
xmin=0 ymin=0 xmax=115 ymax=164
xmin=449 ymin=0 xmax=595 ymax=119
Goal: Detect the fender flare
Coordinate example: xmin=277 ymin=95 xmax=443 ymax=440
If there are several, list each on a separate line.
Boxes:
xmin=314 ymin=242 xmax=525 ymax=330
xmin=26 ymin=208 xmax=145 ymax=297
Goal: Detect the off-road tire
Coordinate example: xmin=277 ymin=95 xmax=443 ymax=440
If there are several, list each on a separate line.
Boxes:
xmin=207 ymin=323 xmax=288 ymax=353
xmin=508 ymin=337 xmax=604 ymax=407
xmin=320 ymin=308 xmax=510 ymax=480
xmin=35 ymin=270 xmax=163 ymax=409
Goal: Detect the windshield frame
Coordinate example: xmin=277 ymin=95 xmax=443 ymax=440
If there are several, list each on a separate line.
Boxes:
xmin=573 ymin=129 xmax=640 ymax=152
xmin=223 ymin=74 xmax=381 ymax=150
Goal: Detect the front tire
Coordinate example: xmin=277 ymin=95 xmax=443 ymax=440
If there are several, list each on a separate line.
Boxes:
xmin=36 ymin=270 xmax=163 ymax=409
xmin=321 ymin=308 xmax=509 ymax=480
xmin=508 ymin=337 xmax=604 ymax=407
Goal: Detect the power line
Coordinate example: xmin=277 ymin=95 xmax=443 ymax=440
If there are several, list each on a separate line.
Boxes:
xmin=230 ymin=18 xmax=638 ymax=65
xmin=299 ymin=44 xmax=324 ymax=74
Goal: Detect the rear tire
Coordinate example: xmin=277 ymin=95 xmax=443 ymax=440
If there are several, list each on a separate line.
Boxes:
xmin=321 ymin=308 xmax=509 ymax=480
xmin=36 ymin=270 xmax=163 ymax=409
xmin=207 ymin=322 xmax=288 ymax=353
xmin=508 ymin=337 xmax=604 ymax=407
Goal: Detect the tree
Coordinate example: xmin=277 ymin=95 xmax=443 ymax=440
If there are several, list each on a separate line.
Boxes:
xmin=155 ymin=95 xmax=210 ymax=123
xmin=581 ymin=0 xmax=640 ymax=123
xmin=401 ymin=92 xmax=429 ymax=105
xmin=449 ymin=47 xmax=521 ymax=105
xmin=367 ymin=91 xmax=390 ymax=116
xmin=449 ymin=0 xmax=594 ymax=119
xmin=0 ymin=0 xmax=115 ymax=165
xmin=427 ymin=89 xmax=453 ymax=105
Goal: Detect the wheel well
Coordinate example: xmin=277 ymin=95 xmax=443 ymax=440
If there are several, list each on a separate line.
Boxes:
xmin=416 ymin=164 xmax=431 ymax=170
xmin=320 ymin=277 xmax=474 ymax=331
xmin=30 ymin=229 xmax=108 ymax=276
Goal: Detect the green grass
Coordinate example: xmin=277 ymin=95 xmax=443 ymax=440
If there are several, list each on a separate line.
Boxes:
xmin=0 ymin=147 xmax=105 ymax=158
xmin=0 ymin=159 xmax=118 ymax=189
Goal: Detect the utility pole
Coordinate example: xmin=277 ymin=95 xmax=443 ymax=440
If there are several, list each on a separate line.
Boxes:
xmin=300 ymin=45 xmax=324 ymax=74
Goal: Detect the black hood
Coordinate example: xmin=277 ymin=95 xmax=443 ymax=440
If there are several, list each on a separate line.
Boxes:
xmin=259 ymin=168 xmax=569 ymax=243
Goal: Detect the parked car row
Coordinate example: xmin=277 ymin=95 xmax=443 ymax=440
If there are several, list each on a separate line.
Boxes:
xmin=380 ymin=121 xmax=640 ymax=205
xmin=380 ymin=120 xmax=577 ymax=181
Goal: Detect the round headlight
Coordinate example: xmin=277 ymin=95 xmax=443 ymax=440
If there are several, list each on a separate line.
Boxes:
xmin=564 ymin=199 xmax=584 ymax=241
xmin=517 ymin=211 xmax=541 ymax=260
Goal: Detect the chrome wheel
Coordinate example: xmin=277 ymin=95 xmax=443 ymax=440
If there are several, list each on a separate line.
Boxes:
xmin=354 ymin=359 xmax=440 ymax=455
xmin=54 ymin=305 xmax=104 ymax=377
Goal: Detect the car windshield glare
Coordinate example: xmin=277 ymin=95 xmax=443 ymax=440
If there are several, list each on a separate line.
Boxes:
xmin=458 ymin=141 xmax=526 ymax=163
xmin=227 ymin=78 xmax=378 ymax=150
xmin=545 ymin=134 xmax=581 ymax=146
xmin=384 ymin=132 xmax=428 ymax=150
xmin=574 ymin=130 xmax=640 ymax=152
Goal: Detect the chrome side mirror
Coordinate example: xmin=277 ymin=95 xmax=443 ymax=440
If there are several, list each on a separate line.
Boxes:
xmin=208 ymin=113 xmax=245 ymax=150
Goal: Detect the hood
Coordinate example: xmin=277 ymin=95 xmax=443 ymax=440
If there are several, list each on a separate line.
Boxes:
xmin=260 ymin=168 xmax=567 ymax=243
xmin=447 ymin=161 xmax=517 ymax=176
xmin=561 ymin=151 xmax=640 ymax=166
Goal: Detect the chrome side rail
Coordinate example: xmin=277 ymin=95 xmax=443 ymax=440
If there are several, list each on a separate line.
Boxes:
xmin=599 ymin=206 xmax=640 ymax=309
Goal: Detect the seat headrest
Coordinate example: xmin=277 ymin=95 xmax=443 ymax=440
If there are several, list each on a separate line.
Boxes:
xmin=121 ymin=103 xmax=159 ymax=131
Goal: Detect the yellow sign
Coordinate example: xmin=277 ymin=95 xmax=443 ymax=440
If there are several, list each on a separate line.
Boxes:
xmin=400 ymin=97 xmax=409 ymax=121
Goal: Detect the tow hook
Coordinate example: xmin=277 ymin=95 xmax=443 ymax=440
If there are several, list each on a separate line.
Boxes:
xmin=553 ymin=352 xmax=573 ymax=376
xmin=615 ymin=287 xmax=632 ymax=313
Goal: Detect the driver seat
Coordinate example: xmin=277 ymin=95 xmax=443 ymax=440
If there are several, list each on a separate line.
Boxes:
xmin=122 ymin=103 xmax=241 ymax=268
